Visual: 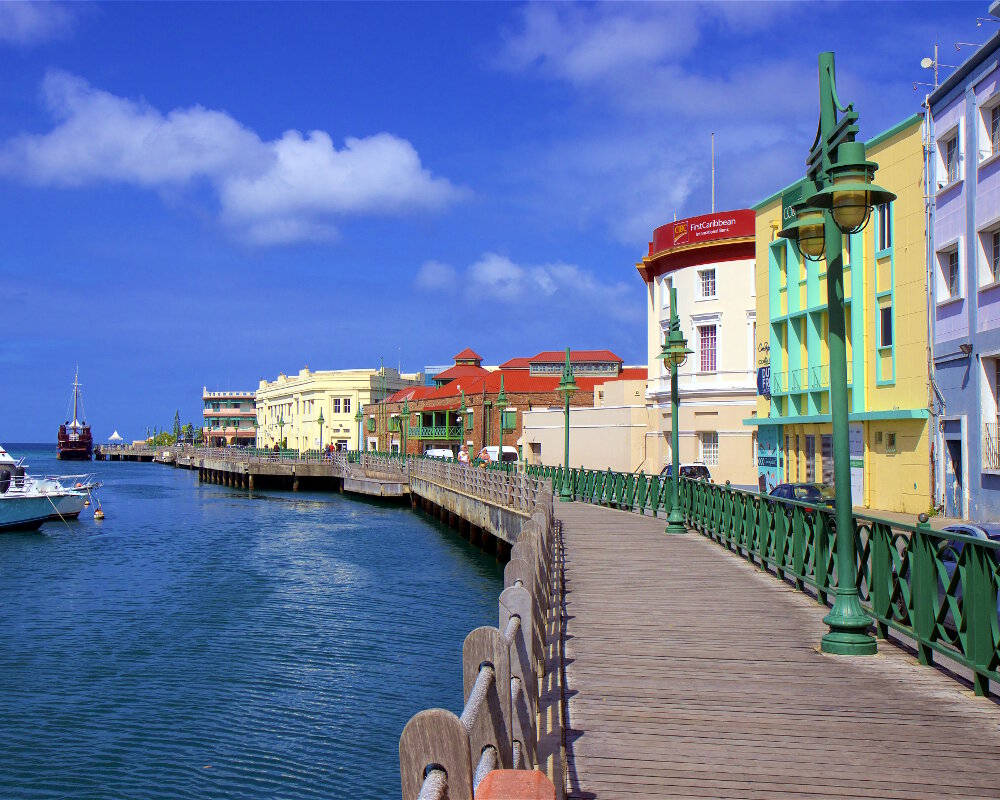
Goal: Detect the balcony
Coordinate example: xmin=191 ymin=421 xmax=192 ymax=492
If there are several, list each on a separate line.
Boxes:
xmin=985 ymin=423 xmax=1000 ymax=471
xmin=409 ymin=425 xmax=463 ymax=440
xmin=770 ymin=362 xmax=853 ymax=396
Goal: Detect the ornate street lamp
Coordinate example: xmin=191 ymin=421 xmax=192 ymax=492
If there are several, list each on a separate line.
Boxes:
xmin=354 ymin=406 xmax=364 ymax=453
xmin=317 ymin=408 xmax=325 ymax=453
xmin=495 ymin=375 xmax=508 ymax=463
xmin=777 ymin=52 xmax=895 ymax=656
xmin=556 ymin=348 xmax=578 ymax=502
xmin=657 ymin=287 xmax=693 ymax=534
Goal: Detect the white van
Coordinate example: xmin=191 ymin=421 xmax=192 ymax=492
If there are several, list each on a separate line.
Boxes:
xmin=477 ymin=445 xmax=518 ymax=463
xmin=424 ymin=448 xmax=455 ymax=461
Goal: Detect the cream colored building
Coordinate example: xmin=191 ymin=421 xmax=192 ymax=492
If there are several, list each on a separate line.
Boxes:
xmin=521 ymin=378 xmax=650 ymax=473
xmin=256 ymin=366 xmax=423 ymax=452
xmin=638 ymin=210 xmax=758 ymax=486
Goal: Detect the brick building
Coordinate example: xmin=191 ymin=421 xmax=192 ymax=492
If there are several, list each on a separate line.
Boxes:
xmin=364 ymin=347 xmax=644 ymax=457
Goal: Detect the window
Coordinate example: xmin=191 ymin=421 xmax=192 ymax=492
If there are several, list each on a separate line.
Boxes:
xmin=366 ymin=417 xmax=376 ymax=432
xmin=344 ymin=398 xmax=351 ymax=414
xmin=821 ymin=435 xmax=833 ymax=484
xmin=699 ymin=269 xmax=716 ymax=299
xmin=699 ymin=432 xmax=719 ymax=466
xmin=877 ymin=203 xmax=892 ymax=252
xmin=332 ymin=398 xmax=341 ymax=413
xmin=879 ymin=306 xmax=893 ymax=348
xmin=886 ymin=432 xmax=897 ymax=454
xmin=948 ymin=250 xmax=960 ymax=296
xmin=945 ymin=133 xmax=959 ymax=184
xmin=805 ymin=436 xmax=815 ymax=482
xmin=503 ymin=410 xmax=516 ymax=430
xmin=661 ymin=275 xmax=674 ymax=309
xmin=466 ymin=409 xmax=474 ymax=431
xmin=992 ymin=106 xmax=1000 ymax=155
xmin=699 ymin=325 xmax=717 ymax=372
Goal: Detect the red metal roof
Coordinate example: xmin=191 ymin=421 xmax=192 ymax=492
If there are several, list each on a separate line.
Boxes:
xmin=452 ymin=347 xmax=483 ymax=362
xmin=528 ymin=350 xmax=623 ymax=364
xmin=618 ymin=367 xmax=648 ymax=380
xmin=385 ymin=385 xmax=436 ymax=403
xmin=433 ymin=364 xmax=489 ymax=382
xmin=498 ymin=357 xmax=531 ymax=370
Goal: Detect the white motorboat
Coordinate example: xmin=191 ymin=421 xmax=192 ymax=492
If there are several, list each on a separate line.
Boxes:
xmin=0 ymin=447 xmax=96 ymax=527
xmin=0 ymin=477 xmax=59 ymax=531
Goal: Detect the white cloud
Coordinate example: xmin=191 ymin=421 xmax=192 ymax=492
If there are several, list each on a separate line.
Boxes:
xmin=415 ymin=251 xmax=642 ymax=323
xmin=0 ymin=71 xmax=466 ymax=244
xmin=415 ymin=260 xmax=458 ymax=291
xmin=0 ymin=1 xmax=77 ymax=45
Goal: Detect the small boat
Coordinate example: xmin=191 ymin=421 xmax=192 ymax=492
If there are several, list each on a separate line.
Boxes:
xmin=57 ymin=369 xmax=93 ymax=461
xmin=0 ymin=469 xmax=76 ymax=531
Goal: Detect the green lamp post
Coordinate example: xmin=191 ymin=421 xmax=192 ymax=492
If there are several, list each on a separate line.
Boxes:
xmin=495 ymin=375 xmax=508 ymax=463
xmin=317 ymin=408 xmax=325 ymax=453
xmin=777 ymin=52 xmax=895 ymax=656
xmin=658 ymin=287 xmax=693 ymax=534
xmin=354 ymin=406 xmax=364 ymax=454
xmin=278 ymin=413 xmax=285 ymax=450
xmin=401 ymin=398 xmax=410 ymax=459
xmin=556 ymin=348 xmax=578 ymax=502
xmin=458 ymin=389 xmax=467 ymax=453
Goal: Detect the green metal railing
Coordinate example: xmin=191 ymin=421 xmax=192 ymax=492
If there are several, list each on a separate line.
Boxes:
xmin=408 ymin=425 xmax=463 ymax=440
xmin=528 ymin=464 xmax=1000 ymax=696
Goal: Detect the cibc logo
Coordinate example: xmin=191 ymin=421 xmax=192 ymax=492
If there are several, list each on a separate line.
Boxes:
xmin=673 ymin=221 xmax=689 ymax=245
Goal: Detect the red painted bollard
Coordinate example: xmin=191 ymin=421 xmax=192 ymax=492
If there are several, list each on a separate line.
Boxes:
xmin=475 ymin=770 xmax=555 ymax=800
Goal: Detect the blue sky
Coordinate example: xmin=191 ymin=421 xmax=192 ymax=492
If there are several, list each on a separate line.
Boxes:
xmin=0 ymin=1 xmax=986 ymax=440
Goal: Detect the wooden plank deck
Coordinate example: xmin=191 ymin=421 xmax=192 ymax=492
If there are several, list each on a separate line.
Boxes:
xmin=557 ymin=502 xmax=1000 ymax=799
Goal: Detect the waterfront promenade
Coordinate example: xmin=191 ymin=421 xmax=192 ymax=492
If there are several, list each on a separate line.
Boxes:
xmin=558 ymin=501 xmax=1000 ymax=799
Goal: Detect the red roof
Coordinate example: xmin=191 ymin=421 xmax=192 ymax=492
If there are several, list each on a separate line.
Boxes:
xmin=385 ymin=385 xmax=436 ymax=403
xmin=618 ymin=367 xmax=648 ymax=380
xmin=498 ymin=357 xmax=530 ymax=370
xmin=453 ymin=347 xmax=483 ymax=362
xmin=528 ymin=349 xmax=622 ymax=364
xmin=433 ymin=364 xmax=489 ymax=383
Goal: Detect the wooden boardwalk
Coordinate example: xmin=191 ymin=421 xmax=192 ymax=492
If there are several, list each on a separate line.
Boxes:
xmin=557 ymin=502 xmax=1000 ymax=799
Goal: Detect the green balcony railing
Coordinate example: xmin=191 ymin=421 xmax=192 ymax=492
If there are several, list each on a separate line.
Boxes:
xmin=523 ymin=463 xmax=1000 ymax=697
xmin=408 ymin=425 xmax=463 ymax=440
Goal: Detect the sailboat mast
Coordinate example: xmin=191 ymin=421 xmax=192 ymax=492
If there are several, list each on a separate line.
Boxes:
xmin=73 ymin=367 xmax=80 ymax=426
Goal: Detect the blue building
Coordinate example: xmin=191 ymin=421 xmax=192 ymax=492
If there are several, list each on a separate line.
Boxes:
xmin=928 ymin=30 xmax=1000 ymax=520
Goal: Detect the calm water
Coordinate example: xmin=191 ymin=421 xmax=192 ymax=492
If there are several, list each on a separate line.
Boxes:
xmin=0 ymin=444 xmax=503 ymax=799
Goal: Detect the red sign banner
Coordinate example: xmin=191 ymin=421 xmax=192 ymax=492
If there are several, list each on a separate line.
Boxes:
xmin=651 ymin=209 xmax=754 ymax=254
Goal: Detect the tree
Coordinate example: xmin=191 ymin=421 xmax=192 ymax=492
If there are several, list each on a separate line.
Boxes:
xmin=173 ymin=411 xmax=181 ymax=440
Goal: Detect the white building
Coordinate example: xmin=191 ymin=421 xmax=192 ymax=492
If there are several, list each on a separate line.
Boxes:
xmin=637 ymin=209 xmax=758 ymax=486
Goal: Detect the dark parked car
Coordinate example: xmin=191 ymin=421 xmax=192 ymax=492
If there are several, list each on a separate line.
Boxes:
xmin=769 ymin=482 xmax=836 ymax=507
xmin=935 ymin=523 xmax=1000 ymax=631
xmin=660 ymin=462 xmax=713 ymax=481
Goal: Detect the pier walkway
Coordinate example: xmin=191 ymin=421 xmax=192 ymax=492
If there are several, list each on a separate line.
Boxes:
xmin=557 ymin=501 xmax=1000 ymax=800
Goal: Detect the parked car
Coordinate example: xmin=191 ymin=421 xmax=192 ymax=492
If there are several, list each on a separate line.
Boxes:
xmin=659 ymin=462 xmax=713 ymax=481
xmin=424 ymin=448 xmax=455 ymax=461
xmin=768 ymin=482 xmax=835 ymax=507
xmin=933 ymin=523 xmax=1000 ymax=632
xmin=477 ymin=446 xmax=518 ymax=463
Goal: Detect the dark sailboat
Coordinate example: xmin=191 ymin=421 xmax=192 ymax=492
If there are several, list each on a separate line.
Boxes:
xmin=57 ymin=369 xmax=93 ymax=461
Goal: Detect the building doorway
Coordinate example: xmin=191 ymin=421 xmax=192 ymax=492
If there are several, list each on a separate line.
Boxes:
xmin=945 ymin=438 xmax=964 ymax=518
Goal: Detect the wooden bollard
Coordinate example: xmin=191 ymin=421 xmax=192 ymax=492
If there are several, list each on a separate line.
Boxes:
xmin=500 ymin=585 xmax=537 ymax=769
xmin=463 ymin=626 xmax=512 ymax=770
xmin=399 ymin=708 xmax=472 ymax=800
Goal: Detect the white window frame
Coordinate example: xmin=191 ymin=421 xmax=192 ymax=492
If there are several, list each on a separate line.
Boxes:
xmin=935 ymin=239 xmax=963 ymax=303
xmin=878 ymin=304 xmax=893 ymax=349
xmin=697 ymin=268 xmax=717 ymax=300
xmin=660 ymin=274 xmax=674 ymax=310
xmin=699 ymin=431 xmax=719 ymax=466
xmin=698 ymin=324 xmax=718 ymax=373
xmin=936 ymin=119 xmax=962 ymax=190
xmin=875 ymin=202 xmax=892 ymax=253
xmin=976 ymin=214 xmax=1000 ymax=288
xmin=978 ymin=95 xmax=1000 ymax=164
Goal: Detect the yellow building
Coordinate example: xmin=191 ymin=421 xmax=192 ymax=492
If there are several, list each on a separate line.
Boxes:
xmin=256 ymin=366 xmax=423 ymax=452
xmin=752 ymin=114 xmax=932 ymax=513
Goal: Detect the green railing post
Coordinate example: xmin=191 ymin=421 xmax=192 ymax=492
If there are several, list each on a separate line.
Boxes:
xmin=871 ymin=522 xmax=891 ymax=640
xmin=911 ymin=514 xmax=936 ymax=666
xmin=966 ymin=537 xmax=996 ymax=696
